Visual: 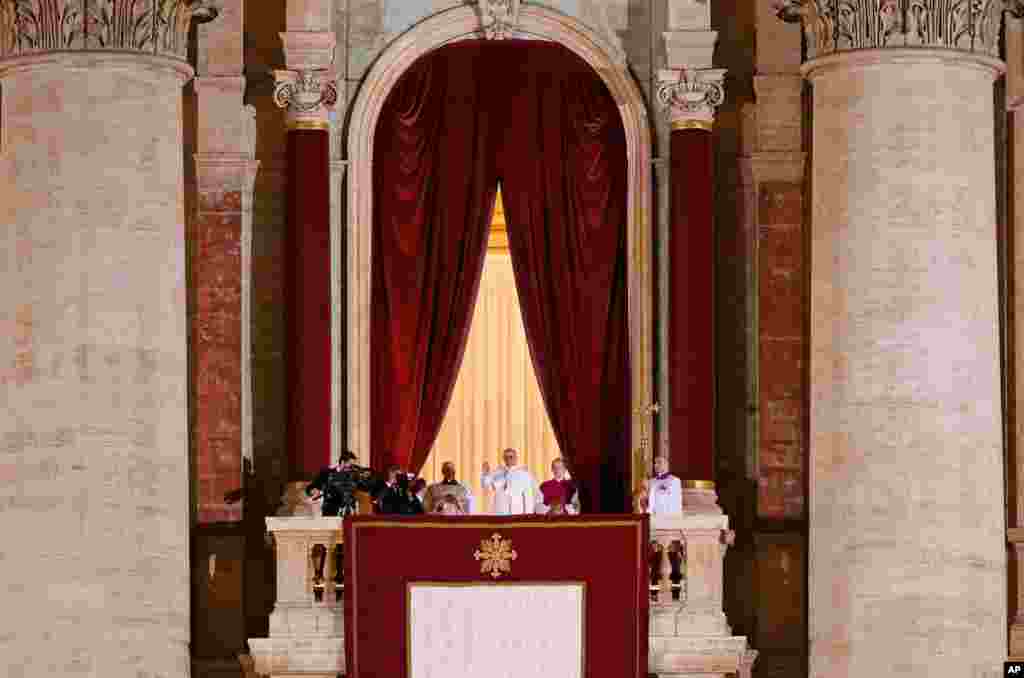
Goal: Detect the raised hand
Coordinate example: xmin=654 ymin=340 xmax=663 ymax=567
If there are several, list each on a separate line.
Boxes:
xmin=482 ymin=461 xmax=491 ymax=475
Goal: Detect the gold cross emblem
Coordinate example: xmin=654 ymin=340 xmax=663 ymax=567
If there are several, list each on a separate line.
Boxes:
xmin=473 ymin=533 xmax=517 ymax=579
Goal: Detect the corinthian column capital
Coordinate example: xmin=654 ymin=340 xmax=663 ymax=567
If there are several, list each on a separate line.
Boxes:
xmin=657 ymin=68 xmax=727 ymax=131
xmin=0 ymin=0 xmax=218 ymax=61
xmin=273 ymin=68 xmax=339 ymax=130
xmin=775 ymin=0 xmax=1014 ymax=60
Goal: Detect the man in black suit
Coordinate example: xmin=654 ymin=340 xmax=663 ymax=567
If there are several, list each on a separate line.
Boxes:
xmin=305 ymin=451 xmax=376 ymax=517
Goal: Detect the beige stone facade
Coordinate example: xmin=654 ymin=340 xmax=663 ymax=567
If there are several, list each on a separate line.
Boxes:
xmin=1 ymin=0 xmax=1021 ymax=677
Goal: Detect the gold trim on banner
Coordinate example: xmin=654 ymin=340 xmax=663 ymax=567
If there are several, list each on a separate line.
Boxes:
xmin=287 ymin=119 xmax=330 ymax=131
xmin=682 ymin=479 xmax=716 ymax=489
xmin=352 ymin=519 xmax=640 ymax=529
xmin=406 ymin=581 xmax=587 ymax=678
xmin=671 ymin=119 xmax=713 ymax=132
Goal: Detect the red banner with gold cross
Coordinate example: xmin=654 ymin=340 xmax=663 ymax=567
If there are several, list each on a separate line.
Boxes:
xmin=344 ymin=514 xmax=649 ymax=678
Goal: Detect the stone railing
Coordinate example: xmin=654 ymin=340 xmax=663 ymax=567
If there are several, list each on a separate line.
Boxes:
xmin=649 ymin=513 xmax=757 ymax=678
xmin=245 ymin=504 xmax=757 ymax=678
xmin=247 ymin=515 xmax=347 ymax=678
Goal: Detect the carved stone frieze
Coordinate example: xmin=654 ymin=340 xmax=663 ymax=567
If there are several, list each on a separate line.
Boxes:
xmin=775 ymin=0 xmax=1016 ymax=59
xmin=656 ymin=67 xmax=727 ymax=130
xmin=273 ymin=68 xmax=338 ymax=130
xmin=0 ymin=0 xmax=217 ymax=60
xmin=475 ymin=0 xmax=520 ymax=40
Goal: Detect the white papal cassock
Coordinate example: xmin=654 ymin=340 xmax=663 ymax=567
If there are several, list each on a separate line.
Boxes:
xmin=648 ymin=474 xmax=683 ymax=515
xmin=480 ymin=466 xmax=541 ymax=515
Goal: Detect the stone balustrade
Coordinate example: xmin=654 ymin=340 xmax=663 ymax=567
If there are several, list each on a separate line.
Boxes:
xmin=247 ymin=515 xmax=347 ymax=678
xmin=245 ymin=508 xmax=757 ymax=678
xmin=649 ymin=513 xmax=756 ymax=678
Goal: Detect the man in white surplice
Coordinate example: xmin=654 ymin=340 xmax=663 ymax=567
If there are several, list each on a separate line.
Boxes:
xmin=480 ymin=448 xmax=541 ymax=515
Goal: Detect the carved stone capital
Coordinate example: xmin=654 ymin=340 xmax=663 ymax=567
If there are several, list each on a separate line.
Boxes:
xmin=279 ymin=30 xmax=335 ymax=70
xmin=475 ymin=0 xmax=520 ymax=40
xmin=273 ymin=68 xmax=339 ymax=130
xmin=657 ymin=68 xmax=727 ymax=130
xmin=775 ymin=0 xmax=1012 ymax=60
xmin=0 ymin=0 xmax=218 ymax=61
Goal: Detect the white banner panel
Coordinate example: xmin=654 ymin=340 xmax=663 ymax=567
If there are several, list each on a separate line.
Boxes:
xmin=407 ymin=582 xmax=585 ymax=678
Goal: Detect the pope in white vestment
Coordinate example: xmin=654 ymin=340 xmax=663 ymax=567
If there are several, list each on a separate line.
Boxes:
xmin=647 ymin=455 xmax=683 ymax=515
xmin=481 ymin=448 xmax=541 ymax=515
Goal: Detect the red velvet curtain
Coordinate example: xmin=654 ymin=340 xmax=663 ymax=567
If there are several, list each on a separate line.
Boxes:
xmin=371 ymin=43 xmax=499 ymax=474
xmin=371 ymin=41 xmax=631 ymax=512
xmin=498 ymin=44 xmax=632 ymax=513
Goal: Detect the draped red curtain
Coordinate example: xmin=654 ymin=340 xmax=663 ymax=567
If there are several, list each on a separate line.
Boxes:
xmin=371 ymin=41 xmax=631 ymax=512
xmin=371 ymin=43 xmax=499 ymax=475
xmin=498 ymin=45 xmax=631 ymax=513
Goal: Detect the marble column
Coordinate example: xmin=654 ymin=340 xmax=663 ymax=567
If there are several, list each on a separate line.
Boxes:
xmin=0 ymin=2 xmax=216 ymax=677
xmin=657 ymin=14 xmax=726 ymax=508
xmin=780 ymin=2 xmax=1009 ymax=675
xmin=274 ymin=27 xmax=337 ymax=481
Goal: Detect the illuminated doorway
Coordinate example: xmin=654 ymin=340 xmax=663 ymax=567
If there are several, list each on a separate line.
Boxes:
xmin=419 ymin=187 xmax=562 ymax=511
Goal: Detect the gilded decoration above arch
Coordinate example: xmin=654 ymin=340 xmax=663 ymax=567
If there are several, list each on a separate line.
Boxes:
xmin=775 ymin=0 xmax=1024 ymax=59
xmin=0 ymin=0 xmax=217 ymax=60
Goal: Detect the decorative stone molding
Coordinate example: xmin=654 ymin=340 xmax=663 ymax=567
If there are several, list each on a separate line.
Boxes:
xmin=657 ymin=67 xmax=727 ymax=130
xmin=279 ymin=29 xmax=335 ymax=70
xmin=273 ymin=68 xmax=338 ymax=129
xmin=664 ymin=29 xmax=719 ymax=69
xmin=474 ymin=0 xmax=520 ymax=40
xmin=0 ymin=0 xmax=218 ymax=60
xmin=775 ymin=0 xmax=1016 ymax=60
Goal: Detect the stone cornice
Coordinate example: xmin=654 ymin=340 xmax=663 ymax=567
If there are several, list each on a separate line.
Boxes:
xmin=776 ymin=0 xmax=1016 ymax=60
xmin=800 ymin=46 xmax=1005 ymax=78
xmin=279 ymin=30 xmax=335 ymax=70
xmin=0 ymin=0 xmax=218 ymax=61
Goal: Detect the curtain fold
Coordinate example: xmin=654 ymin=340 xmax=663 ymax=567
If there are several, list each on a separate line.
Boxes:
xmin=371 ymin=40 xmax=631 ymax=512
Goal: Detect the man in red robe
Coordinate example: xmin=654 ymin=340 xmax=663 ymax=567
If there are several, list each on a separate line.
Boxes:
xmin=538 ymin=458 xmax=580 ymax=514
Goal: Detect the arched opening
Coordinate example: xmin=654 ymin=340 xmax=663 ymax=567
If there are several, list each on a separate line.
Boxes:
xmin=342 ymin=4 xmax=654 ymax=504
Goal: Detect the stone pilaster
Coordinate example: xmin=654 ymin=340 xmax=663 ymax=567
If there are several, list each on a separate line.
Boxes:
xmin=782 ymin=3 xmax=1009 ymax=674
xmin=0 ymin=2 xmax=217 ymax=677
xmin=192 ymin=0 xmax=259 ymax=525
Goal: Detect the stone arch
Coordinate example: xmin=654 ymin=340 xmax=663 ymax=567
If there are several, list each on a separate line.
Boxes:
xmin=340 ymin=4 xmax=654 ymax=484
